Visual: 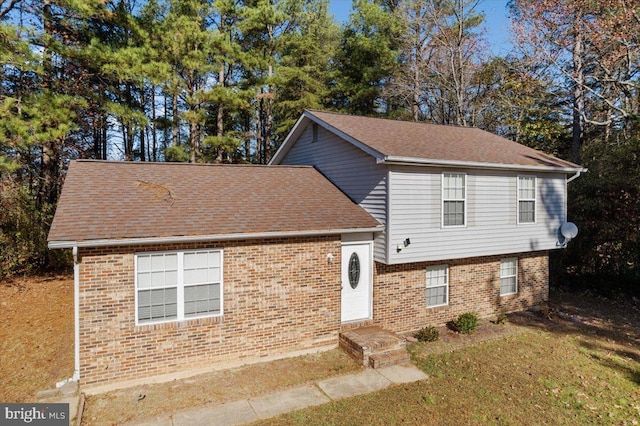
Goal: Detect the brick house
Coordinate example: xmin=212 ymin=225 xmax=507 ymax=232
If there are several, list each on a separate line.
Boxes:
xmin=48 ymin=111 xmax=583 ymax=390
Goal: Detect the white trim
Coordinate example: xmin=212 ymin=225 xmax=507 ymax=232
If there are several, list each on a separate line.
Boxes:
xmin=381 ymin=156 xmax=584 ymax=174
xmin=441 ymin=172 xmax=467 ymax=228
xmin=134 ymin=248 xmax=224 ymax=326
xmin=517 ymin=175 xmax=537 ymax=225
xmin=48 ymin=226 xmax=384 ymax=249
xmin=426 ymin=264 xmax=449 ymax=308
xmin=500 ymin=257 xmax=518 ymax=296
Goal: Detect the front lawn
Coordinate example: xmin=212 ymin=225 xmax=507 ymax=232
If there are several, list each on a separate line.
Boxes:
xmin=255 ymin=293 xmax=640 ymax=425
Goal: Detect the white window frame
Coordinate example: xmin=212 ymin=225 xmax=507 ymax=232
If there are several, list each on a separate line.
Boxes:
xmin=442 ymin=172 xmax=467 ymax=228
xmin=426 ymin=265 xmax=449 ymax=308
xmin=500 ymin=258 xmax=518 ymax=296
xmin=135 ymin=249 xmax=224 ymax=326
xmin=517 ymin=176 xmax=537 ymax=224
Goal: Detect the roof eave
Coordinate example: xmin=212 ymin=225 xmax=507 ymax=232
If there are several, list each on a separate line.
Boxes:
xmin=48 ymin=226 xmax=385 ymax=249
xmin=380 ymin=156 xmax=584 ymax=173
xmin=269 ymin=114 xmax=308 ymax=165
xmin=270 ymin=111 xmax=386 ymax=165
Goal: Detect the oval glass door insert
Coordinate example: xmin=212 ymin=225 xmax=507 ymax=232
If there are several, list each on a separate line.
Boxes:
xmin=348 ymin=252 xmax=360 ymax=289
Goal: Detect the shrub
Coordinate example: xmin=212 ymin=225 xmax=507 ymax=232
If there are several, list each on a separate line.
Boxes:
xmin=454 ymin=312 xmax=479 ymax=334
xmin=496 ymin=313 xmax=508 ymax=325
xmin=414 ymin=326 xmax=439 ymax=342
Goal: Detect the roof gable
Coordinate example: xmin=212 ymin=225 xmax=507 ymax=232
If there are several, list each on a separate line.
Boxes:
xmin=48 ymin=161 xmax=381 ymax=247
xmin=271 ymin=110 xmax=582 ymax=172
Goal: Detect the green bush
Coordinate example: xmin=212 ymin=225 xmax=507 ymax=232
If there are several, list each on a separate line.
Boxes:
xmin=454 ymin=312 xmax=479 ymax=334
xmin=414 ymin=326 xmax=439 ymax=342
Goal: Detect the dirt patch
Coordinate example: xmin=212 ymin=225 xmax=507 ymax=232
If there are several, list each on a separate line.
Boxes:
xmin=82 ymin=349 xmax=361 ymax=425
xmin=0 ymin=274 xmax=74 ymax=402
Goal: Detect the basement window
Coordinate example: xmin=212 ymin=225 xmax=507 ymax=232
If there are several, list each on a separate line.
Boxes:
xmin=135 ymin=249 xmax=223 ymax=325
xmin=500 ymin=258 xmax=518 ymax=296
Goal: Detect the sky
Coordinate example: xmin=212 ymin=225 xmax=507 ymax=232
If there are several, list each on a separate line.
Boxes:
xmin=328 ymin=0 xmax=513 ymax=56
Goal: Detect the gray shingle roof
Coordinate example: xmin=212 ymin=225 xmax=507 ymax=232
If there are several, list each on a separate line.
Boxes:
xmin=48 ymin=161 xmax=382 ymax=247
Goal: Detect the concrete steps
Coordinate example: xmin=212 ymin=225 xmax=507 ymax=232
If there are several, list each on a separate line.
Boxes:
xmin=339 ymin=326 xmax=409 ymax=368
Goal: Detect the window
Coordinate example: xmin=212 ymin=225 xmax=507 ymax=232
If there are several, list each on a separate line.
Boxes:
xmin=136 ymin=249 xmax=223 ymax=325
xmin=442 ymin=173 xmax=466 ymax=227
xmin=518 ymin=176 xmax=536 ymax=223
xmin=426 ymin=265 xmax=449 ymax=308
xmin=500 ymin=258 xmax=517 ymax=296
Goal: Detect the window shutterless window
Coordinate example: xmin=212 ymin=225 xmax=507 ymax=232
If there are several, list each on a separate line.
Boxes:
xmin=518 ymin=176 xmax=536 ymax=224
xmin=442 ymin=173 xmax=466 ymax=227
xmin=426 ymin=265 xmax=449 ymax=308
xmin=135 ymin=249 xmax=223 ymax=325
xmin=500 ymin=258 xmax=517 ymax=296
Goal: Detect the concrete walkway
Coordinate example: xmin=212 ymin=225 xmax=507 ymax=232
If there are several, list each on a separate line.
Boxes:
xmin=124 ymin=364 xmax=428 ymax=426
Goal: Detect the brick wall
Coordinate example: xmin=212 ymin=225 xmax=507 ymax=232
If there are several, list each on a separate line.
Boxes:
xmin=77 ymin=236 xmax=341 ymax=388
xmin=373 ymin=251 xmax=549 ymax=333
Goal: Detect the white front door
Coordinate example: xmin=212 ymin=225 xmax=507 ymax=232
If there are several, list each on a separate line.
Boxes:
xmin=341 ymin=242 xmax=372 ymax=322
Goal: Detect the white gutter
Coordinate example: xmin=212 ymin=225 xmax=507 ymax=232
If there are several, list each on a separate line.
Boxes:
xmin=566 ymin=169 xmax=586 ymax=183
xmin=48 ymin=226 xmax=385 ymax=249
xmin=380 ymin=156 xmax=583 ymax=174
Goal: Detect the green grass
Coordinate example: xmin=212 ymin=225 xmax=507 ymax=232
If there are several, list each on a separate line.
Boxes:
xmin=254 ymin=329 xmax=640 ymax=425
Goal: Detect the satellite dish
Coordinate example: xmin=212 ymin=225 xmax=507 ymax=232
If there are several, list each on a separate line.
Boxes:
xmin=560 ymin=222 xmax=578 ymax=240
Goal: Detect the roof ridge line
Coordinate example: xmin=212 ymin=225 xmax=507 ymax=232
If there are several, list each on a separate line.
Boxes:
xmin=73 ymin=160 xmax=313 ymax=168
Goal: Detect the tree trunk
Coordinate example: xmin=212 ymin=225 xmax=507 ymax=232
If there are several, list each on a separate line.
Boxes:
xmin=172 ymin=90 xmax=179 ymax=147
xmin=216 ymin=66 xmax=224 ymax=162
xmin=571 ymin=9 xmax=584 ymax=164
xmin=39 ymin=0 xmax=56 ymax=209
xmin=140 ymin=84 xmax=146 ymax=161
xmin=151 ymin=85 xmax=158 ymax=161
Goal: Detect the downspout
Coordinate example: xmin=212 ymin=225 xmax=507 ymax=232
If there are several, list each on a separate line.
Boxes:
xmin=57 ymin=246 xmax=80 ymax=388
xmin=566 ymin=169 xmax=584 ymax=183
xmin=72 ymin=245 xmax=80 ymax=382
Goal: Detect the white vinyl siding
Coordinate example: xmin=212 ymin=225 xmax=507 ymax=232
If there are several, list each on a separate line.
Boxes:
xmin=442 ymin=173 xmax=466 ymax=227
xmin=518 ymin=176 xmax=536 ymax=224
xmin=388 ymin=168 xmax=567 ymax=264
xmin=136 ymin=249 xmax=223 ymax=325
xmin=500 ymin=258 xmax=518 ymax=296
xmin=280 ymin=124 xmax=388 ymax=262
xmin=426 ymin=265 xmax=448 ymax=307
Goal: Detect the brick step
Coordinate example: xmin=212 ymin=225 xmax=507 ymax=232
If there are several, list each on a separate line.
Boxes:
xmin=369 ymin=348 xmax=411 ymax=369
xmin=339 ymin=326 xmax=407 ymax=367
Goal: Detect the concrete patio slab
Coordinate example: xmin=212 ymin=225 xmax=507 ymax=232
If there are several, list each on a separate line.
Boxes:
xmin=317 ymin=369 xmax=391 ymax=400
xmin=172 ymin=400 xmax=257 ymax=426
xmin=249 ymin=385 xmax=329 ymax=419
xmin=376 ymin=364 xmax=429 ymax=384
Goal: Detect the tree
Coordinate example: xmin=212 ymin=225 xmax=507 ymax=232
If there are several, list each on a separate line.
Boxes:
xmin=509 ymin=0 xmax=640 ymax=162
xmin=271 ymin=0 xmax=339 ymax=140
xmin=332 ymin=0 xmax=401 ymax=115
